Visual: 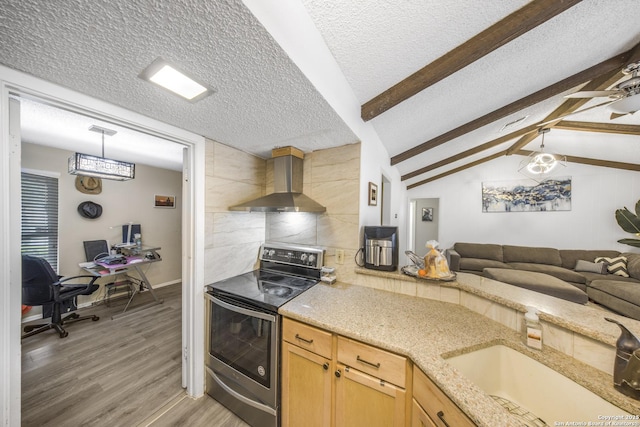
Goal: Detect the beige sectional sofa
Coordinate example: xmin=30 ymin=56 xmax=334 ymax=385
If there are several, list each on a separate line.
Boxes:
xmin=446 ymin=242 xmax=640 ymax=320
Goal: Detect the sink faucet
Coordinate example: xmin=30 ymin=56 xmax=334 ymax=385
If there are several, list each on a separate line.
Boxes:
xmin=606 ymin=317 xmax=640 ymax=400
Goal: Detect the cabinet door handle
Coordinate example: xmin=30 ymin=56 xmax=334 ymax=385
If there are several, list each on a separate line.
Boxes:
xmin=322 ymin=362 xmax=329 ymax=371
xmin=356 ymin=355 xmax=381 ymax=369
xmin=437 ymin=411 xmax=451 ymax=427
xmin=295 ymin=333 xmax=314 ymax=344
xmin=335 ymin=369 xmax=341 ymax=378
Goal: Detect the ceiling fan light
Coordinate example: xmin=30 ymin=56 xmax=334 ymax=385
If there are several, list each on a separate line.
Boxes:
xmin=526 ymin=152 xmax=558 ymax=174
xmin=608 ymin=94 xmax=640 ymax=114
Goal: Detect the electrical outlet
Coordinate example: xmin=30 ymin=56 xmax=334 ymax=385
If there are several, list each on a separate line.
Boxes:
xmin=336 ymin=249 xmax=344 ymax=265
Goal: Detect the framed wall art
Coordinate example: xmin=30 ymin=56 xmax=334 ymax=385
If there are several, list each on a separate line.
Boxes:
xmin=482 ymin=177 xmax=571 ymax=212
xmin=368 ymin=182 xmax=378 ymax=206
xmin=422 ymin=207 xmax=434 ymax=221
xmin=154 ymin=194 xmax=176 ymax=208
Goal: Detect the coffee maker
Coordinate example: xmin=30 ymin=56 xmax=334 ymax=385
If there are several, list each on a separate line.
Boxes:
xmin=364 ymin=226 xmax=398 ymax=271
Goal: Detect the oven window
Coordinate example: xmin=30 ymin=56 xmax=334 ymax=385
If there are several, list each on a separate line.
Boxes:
xmin=209 ymin=298 xmax=273 ymax=388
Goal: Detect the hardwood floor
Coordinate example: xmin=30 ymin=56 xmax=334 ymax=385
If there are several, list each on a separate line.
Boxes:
xmin=21 ymin=284 xmax=248 ymax=427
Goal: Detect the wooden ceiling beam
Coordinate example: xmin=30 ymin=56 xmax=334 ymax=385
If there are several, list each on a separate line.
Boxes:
xmin=401 ymin=124 xmax=539 ymax=181
xmin=360 ymin=0 xmax=583 ymax=122
xmin=390 ymin=41 xmax=640 ymax=166
xmin=515 ymin=150 xmax=640 ymax=171
xmin=505 ymin=68 xmax=624 ymax=154
xmin=406 ymin=151 xmax=507 ymax=189
xmin=554 ymin=120 xmax=640 ymax=135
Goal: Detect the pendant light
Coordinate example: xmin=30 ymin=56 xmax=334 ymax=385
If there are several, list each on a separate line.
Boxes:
xmin=68 ymin=125 xmax=135 ymax=181
xmin=518 ymin=128 xmax=566 ymax=182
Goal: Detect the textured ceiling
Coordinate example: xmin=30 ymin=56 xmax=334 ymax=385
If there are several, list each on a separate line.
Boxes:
xmin=1 ymin=0 xmax=639 ymax=182
xmin=0 ymin=0 xmax=358 ymax=169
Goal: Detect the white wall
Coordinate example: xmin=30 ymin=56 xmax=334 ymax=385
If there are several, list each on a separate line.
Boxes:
xmin=21 ymin=142 xmax=183 ymax=306
xmin=359 ymin=138 xmax=406 ymax=256
xmin=407 ymin=154 xmax=640 ymax=252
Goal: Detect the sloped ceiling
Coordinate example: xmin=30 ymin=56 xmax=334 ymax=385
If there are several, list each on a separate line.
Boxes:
xmin=1 ymin=0 xmax=639 ymax=184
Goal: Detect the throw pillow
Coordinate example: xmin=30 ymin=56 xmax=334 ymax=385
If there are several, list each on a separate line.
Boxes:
xmin=595 ymin=256 xmax=629 ymax=277
xmin=575 ymin=259 xmax=607 ymax=274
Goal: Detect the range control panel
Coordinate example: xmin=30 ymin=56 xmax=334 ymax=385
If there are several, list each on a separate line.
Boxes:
xmin=260 ymin=242 xmax=324 ymax=269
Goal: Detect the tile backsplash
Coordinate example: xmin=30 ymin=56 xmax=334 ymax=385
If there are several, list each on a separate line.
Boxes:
xmin=205 ymin=140 xmax=362 ymax=283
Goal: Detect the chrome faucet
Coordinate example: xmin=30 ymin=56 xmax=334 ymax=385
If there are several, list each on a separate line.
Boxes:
xmin=606 ymin=317 xmax=640 ymax=400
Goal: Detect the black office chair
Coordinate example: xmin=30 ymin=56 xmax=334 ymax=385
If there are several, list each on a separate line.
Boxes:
xmin=22 ymin=254 xmax=100 ymax=339
xmin=83 ymin=239 xmax=110 ymax=262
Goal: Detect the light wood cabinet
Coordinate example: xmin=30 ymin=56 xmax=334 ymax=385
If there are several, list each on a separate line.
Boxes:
xmin=281 ymin=319 xmax=332 ymax=427
xmin=335 ymin=362 xmax=406 ymax=427
xmin=281 ymin=341 xmax=332 ymax=427
xmin=282 ymin=318 xmax=409 ymax=427
xmin=412 ymin=366 xmax=476 ymax=427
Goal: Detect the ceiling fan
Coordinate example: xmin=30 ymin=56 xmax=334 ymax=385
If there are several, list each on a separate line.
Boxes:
xmin=565 ymin=60 xmax=640 ymax=119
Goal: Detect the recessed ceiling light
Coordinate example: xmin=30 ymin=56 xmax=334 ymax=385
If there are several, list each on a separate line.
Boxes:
xmin=139 ymin=57 xmax=214 ymax=102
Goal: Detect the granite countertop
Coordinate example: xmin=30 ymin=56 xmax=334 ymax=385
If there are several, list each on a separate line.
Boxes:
xmin=279 ymin=280 xmax=640 ymax=427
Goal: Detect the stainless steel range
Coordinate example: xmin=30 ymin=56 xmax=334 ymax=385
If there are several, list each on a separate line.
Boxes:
xmin=205 ymin=242 xmax=324 ymax=427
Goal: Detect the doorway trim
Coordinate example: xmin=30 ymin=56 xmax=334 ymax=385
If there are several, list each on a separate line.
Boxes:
xmin=0 ymin=65 xmax=206 ymax=426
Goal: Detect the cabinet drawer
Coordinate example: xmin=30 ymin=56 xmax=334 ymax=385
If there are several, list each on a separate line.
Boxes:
xmin=337 ymin=336 xmax=406 ymax=387
xmin=413 ymin=367 xmax=475 ymax=427
xmin=283 ymin=318 xmax=332 ymax=359
xmin=412 ymin=399 xmax=437 ymax=427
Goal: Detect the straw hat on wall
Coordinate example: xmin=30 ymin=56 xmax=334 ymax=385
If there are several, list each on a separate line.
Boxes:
xmin=75 ymin=175 xmax=102 ymax=194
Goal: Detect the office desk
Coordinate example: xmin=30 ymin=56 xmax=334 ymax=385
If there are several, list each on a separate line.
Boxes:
xmin=81 ymin=246 xmax=164 ymax=319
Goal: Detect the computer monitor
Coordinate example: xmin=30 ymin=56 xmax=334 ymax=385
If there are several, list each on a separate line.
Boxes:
xmin=122 ymin=224 xmax=141 ymax=244
xmin=83 ymin=240 xmax=110 ymax=262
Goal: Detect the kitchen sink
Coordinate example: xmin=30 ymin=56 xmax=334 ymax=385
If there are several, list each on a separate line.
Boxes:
xmin=446 ymin=345 xmax=629 ymax=425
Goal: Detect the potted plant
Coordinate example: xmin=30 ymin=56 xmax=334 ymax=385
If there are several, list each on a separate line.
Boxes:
xmin=616 ymin=200 xmax=640 ymax=248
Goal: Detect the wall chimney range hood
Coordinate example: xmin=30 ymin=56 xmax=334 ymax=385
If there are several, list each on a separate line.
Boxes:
xmin=229 ymin=147 xmax=326 ymax=213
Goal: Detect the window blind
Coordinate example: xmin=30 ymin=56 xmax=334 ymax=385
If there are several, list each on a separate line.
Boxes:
xmin=21 ymin=172 xmax=59 ymax=269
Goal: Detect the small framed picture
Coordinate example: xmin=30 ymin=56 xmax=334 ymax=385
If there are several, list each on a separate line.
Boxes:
xmin=422 ymin=207 xmax=433 ymax=222
xmin=368 ymin=182 xmax=378 ymax=206
xmin=154 ymin=194 xmax=176 ymax=208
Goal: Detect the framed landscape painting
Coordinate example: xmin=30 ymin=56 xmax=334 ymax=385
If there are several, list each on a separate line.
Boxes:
xmin=482 ymin=177 xmax=571 ymax=213
xmin=154 ymin=194 xmax=176 ymax=208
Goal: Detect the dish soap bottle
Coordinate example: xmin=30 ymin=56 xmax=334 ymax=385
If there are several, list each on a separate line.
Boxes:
xmin=523 ymin=306 xmax=543 ymax=350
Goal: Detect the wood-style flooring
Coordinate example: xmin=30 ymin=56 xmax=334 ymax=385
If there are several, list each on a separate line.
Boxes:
xmin=21 ymin=284 xmax=249 ymax=427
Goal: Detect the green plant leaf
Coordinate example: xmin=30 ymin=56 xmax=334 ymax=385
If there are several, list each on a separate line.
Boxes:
xmin=615 ymin=207 xmax=640 ymax=234
xmin=635 ymin=199 xmax=640 ymax=218
xmin=618 ymin=238 xmax=640 ymax=248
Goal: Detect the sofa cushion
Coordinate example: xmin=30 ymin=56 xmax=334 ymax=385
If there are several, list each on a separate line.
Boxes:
xmin=559 ymin=249 xmax=620 ymax=270
xmin=503 ymin=245 xmax=562 ymax=266
xmin=483 ymin=268 xmax=588 ymax=304
xmin=454 ymin=242 xmax=503 ymax=262
xmin=588 ymin=280 xmax=640 ymax=320
xmin=507 ymin=262 xmax=587 ymax=284
xmin=622 ymin=253 xmax=640 ymax=281
xmin=595 ymin=256 xmax=629 ymax=278
xmin=574 ymin=260 xmax=608 ymax=274
xmin=580 ymin=271 xmax=638 ymax=286
xmin=459 ymin=258 xmax=511 ymax=272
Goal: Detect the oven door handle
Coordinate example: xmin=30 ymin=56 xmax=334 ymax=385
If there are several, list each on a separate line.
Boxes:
xmin=205 ymin=293 xmax=276 ymax=322
xmin=206 ymin=367 xmax=277 ymax=416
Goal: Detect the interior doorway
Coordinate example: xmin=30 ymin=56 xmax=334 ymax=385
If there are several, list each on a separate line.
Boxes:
xmin=381 ymin=174 xmax=391 ymax=225
xmin=409 ymin=198 xmax=440 ymax=257
xmin=1 ymin=71 xmax=206 ymax=426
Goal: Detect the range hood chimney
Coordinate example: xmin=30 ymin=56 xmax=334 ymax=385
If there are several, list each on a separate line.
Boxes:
xmin=229 ymin=147 xmax=326 ymax=213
